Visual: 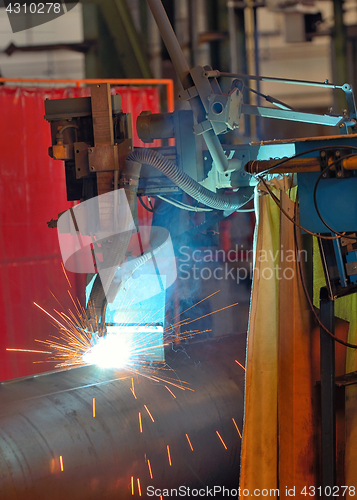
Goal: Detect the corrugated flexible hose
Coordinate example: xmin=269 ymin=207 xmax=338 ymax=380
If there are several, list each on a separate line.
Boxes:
xmin=127 ymin=148 xmax=254 ymax=210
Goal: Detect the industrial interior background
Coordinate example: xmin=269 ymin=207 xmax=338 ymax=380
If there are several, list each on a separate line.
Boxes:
xmin=1 ymin=0 xmax=357 ymax=498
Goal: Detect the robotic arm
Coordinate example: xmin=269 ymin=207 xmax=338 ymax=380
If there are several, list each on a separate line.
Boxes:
xmin=45 ymin=0 xmax=357 ymax=333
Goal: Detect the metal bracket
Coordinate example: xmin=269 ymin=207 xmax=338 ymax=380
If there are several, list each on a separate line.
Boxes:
xmin=194 ymin=120 xmax=213 ymax=135
xmin=178 ymin=86 xmax=199 ymax=102
xmin=88 ymin=144 xmax=119 ymax=172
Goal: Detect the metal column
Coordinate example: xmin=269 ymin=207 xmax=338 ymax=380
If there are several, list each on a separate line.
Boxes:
xmin=320 ymin=287 xmax=336 ymax=494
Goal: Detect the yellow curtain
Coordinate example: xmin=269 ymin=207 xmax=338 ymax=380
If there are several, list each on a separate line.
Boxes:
xmin=240 ymin=180 xmax=316 ymax=496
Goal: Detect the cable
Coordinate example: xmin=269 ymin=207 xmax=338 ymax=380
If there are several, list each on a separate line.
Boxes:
xmin=313 ymin=152 xmax=357 ymax=239
xmin=157 ymin=195 xmax=213 ymax=212
xmin=262 ymin=178 xmax=357 ymax=347
xmin=293 ymin=203 xmax=357 ymax=349
xmin=148 ymin=197 xmax=155 ymax=211
xmin=252 ymin=144 xmax=357 ymax=178
xmin=126 ymin=148 xmax=254 ymax=211
xmin=158 ymin=195 xmax=255 ymax=213
xmin=259 ymin=177 xmax=341 ymax=240
xmin=211 ymin=71 xmax=343 ymax=90
xmin=245 ymin=85 xmax=293 ymax=111
xmin=138 ymin=195 xmax=154 ymax=213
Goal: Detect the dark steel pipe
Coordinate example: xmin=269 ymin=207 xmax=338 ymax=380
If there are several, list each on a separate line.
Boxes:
xmin=0 ymin=336 xmax=244 ymax=499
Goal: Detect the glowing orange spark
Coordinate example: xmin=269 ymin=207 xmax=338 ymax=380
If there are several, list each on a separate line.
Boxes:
xmin=147 ymin=459 xmax=153 ymax=479
xmin=128 ymin=368 xmax=193 ymax=392
xmin=92 ymin=398 xmax=96 ymax=418
xmin=144 ymin=405 xmax=154 ymax=422
xmin=167 ymin=445 xmax=172 ymax=466
xmin=173 ymin=290 xmax=220 ymax=320
xmin=34 ymin=302 xmax=68 ymax=330
xmin=216 ymin=431 xmax=227 ymax=450
xmin=137 ymin=478 xmax=142 ymax=496
xmin=232 ymin=418 xmax=242 ymax=438
xmin=67 ymin=290 xmax=81 ymax=316
xmin=131 ymin=476 xmax=134 ymax=495
xmin=131 ymin=378 xmax=136 ymax=398
xmin=59 ymin=455 xmax=64 ymax=472
xmin=165 ymin=385 xmax=176 ymax=398
xmin=180 ymin=302 xmax=239 ymax=327
xmin=235 ymin=360 xmax=246 ymax=371
xmin=61 ymin=262 xmax=72 ymax=288
xmin=138 ymin=412 xmax=142 ymax=433
xmin=6 ymin=348 xmax=51 ymax=354
xmin=185 ymin=433 xmax=194 ymax=451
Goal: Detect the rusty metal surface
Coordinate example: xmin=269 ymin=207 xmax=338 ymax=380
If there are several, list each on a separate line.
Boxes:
xmin=0 ymin=336 xmax=244 ymax=499
xmin=88 ymin=144 xmax=119 ymax=172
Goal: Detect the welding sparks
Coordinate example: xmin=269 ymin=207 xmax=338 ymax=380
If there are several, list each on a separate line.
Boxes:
xmin=164 ymin=385 xmax=176 ymax=398
xmin=6 ymin=348 xmax=52 ymax=354
xmin=216 ymin=431 xmax=228 ymax=450
xmin=130 ymin=378 xmax=137 ymax=399
xmin=144 ymin=405 xmax=155 ymax=423
xmin=167 ymin=445 xmax=172 ymax=466
xmin=235 ymin=359 xmax=246 ymax=371
xmin=9 ymin=290 xmax=227 ymax=404
xmin=137 ymin=478 xmax=142 ymax=496
xmin=82 ymin=332 xmax=133 ymax=369
xmin=61 ymin=262 xmax=72 ymax=288
xmin=131 ymin=476 xmax=134 ymax=495
xmin=178 ymin=302 xmax=239 ymax=328
xmin=185 ymin=433 xmax=194 ymax=451
xmin=173 ymin=290 xmax=220 ymax=320
xmin=232 ymin=418 xmax=242 ymax=438
xmin=138 ymin=412 xmax=143 ymax=433
xmin=147 ymin=459 xmax=153 ymax=479
xmin=59 ymin=456 xmax=64 ymax=472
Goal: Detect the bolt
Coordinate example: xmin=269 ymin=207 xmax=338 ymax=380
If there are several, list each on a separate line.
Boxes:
xmin=321 ymin=151 xmax=326 ymax=157
xmin=88 ymin=148 xmax=93 ymax=153
xmin=336 ymin=150 xmax=340 ymax=157
xmin=336 ymin=171 xmax=342 ymax=177
xmin=90 ymin=166 xmax=95 ymax=171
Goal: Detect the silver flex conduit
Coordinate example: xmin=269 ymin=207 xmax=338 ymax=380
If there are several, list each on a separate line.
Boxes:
xmin=127 ymin=148 xmax=254 ymax=210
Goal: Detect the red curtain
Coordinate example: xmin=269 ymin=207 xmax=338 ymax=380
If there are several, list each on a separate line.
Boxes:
xmin=0 ymin=85 xmax=161 ymax=380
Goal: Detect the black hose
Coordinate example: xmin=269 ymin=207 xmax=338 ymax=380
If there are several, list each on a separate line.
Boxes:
xmin=127 ymin=148 xmax=254 ymax=210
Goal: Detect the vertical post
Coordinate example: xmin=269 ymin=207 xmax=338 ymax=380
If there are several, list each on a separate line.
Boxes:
xmin=332 ymin=0 xmax=348 ymax=113
xmin=227 ymin=1 xmax=251 ymax=137
xmin=320 ymin=287 xmax=336 ymax=495
xmin=253 ymin=5 xmax=262 ymax=140
xmin=146 ymin=0 xmax=229 ymax=173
